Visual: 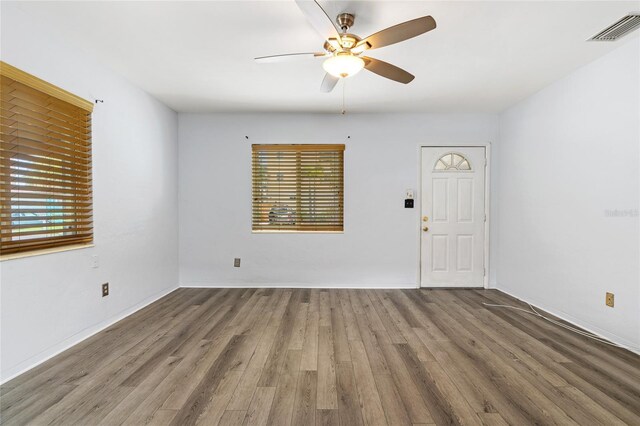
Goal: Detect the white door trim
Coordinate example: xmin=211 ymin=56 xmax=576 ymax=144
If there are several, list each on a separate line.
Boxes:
xmin=417 ymin=142 xmax=491 ymax=289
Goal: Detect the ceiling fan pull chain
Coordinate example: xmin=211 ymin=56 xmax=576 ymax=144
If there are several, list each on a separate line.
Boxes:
xmin=341 ymin=80 xmax=346 ymax=115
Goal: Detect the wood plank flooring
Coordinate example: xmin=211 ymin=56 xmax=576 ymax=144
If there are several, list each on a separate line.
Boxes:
xmin=1 ymin=288 xmax=639 ymax=425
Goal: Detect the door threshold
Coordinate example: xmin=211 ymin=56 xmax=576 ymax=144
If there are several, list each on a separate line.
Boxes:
xmin=419 ymin=286 xmax=485 ymax=289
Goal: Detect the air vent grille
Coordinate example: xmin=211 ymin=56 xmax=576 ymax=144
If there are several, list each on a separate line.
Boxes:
xmin=590 ymin=13 xmax=640 ymax=41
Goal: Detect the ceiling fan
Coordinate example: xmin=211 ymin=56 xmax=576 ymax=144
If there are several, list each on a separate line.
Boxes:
xmin=255 ymin=0 xmax=437 ymax=93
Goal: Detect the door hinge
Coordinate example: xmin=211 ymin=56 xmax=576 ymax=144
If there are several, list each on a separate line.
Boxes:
xmin=483 ymin=267 xmax=486 ymax=276
xmin=484 ymin=213 xmax=487 ymax=222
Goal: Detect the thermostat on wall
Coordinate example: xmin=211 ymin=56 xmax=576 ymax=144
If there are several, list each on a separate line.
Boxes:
xmin=405 ymin=189 xmax=414 ymax=208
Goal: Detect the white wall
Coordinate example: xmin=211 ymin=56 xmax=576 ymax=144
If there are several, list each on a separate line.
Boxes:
xmin=4 ymin=1 xmax=636 ymax=386
xmin=497 ymin=39 xmax=640 ymax=351
xmin=0 ymin=4 xmax=179 ymax=382
xmin=179 ymin=113 xmax=498 ymax=288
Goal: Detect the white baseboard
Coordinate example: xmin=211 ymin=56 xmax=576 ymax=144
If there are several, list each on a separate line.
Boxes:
xmin=179 ymin=283 xmax=419 ymax=289
xmin=496 ymin=286 xmax=640 ymax=355
xmin=0 ymin=285 xmax=179 ymax=384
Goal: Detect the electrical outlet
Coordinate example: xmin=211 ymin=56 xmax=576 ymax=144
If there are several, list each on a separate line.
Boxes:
xmin=91 ymin=255 xmax=99 ymax=268
xmin=234 ymin=258 xmax=241 ymax=267
xmin=605 ymin=292 xmax=614 ymax=307
xmin=102 ymin=283 xmax=109 ymax=297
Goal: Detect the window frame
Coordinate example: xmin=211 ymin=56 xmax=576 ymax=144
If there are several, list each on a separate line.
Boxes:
xmin=251 ymin=144 xmax=345 ymax=233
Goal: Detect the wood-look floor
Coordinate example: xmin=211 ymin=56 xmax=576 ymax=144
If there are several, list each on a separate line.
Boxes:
xmin=1 ymin=288 xmax=639 ymax=425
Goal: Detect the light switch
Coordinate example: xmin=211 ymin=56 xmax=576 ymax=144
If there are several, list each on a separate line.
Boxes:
xmin=406 ymin=189 xmax=414 ymax=199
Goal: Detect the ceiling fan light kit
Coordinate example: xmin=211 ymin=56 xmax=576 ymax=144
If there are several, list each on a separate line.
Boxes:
xmin=255 ymin=0 xmax=436 ymax=92
xmin=323 ymin=52 xmax=365 ymax=78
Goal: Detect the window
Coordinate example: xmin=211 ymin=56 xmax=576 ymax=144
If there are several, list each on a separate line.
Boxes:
xmin=1 ymin=62 xmax=93 ymax=257
xmin=434 ymin=152 xmax=471 ymax=171
xmin=252 ymin=144 xmax=344 ymax=232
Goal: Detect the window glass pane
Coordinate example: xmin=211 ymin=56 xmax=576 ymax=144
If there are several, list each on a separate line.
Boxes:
xmin=434 ymin=152 xmax=472 ymax=171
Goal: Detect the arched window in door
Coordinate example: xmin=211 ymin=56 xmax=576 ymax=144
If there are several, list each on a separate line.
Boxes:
xmin=434 ymin=152 xmax=472 ymax=171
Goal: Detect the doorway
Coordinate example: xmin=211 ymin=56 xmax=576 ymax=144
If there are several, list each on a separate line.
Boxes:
xmin=420 ymin=146 xmax=487 ymax=288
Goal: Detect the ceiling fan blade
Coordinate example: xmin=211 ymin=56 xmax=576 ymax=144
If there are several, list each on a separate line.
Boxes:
xmin=255 ymin=53 xmax=327 ymax=63
xmin=362 ymin=57 xmax=415 ymax=84
xmin=356 ymin=16 xmax=436 ymax=51
xmin=295 ymin=0 xmax=341 ymax=41
xmin=320 ymin=73 xmax=339 ymax=92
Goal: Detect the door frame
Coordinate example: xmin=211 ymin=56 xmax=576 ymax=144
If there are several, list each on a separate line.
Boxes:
xmin=417 ymin=143 xmax=492 ymax=289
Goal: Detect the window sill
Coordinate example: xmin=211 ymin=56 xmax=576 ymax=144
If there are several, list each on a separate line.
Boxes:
xmin=252 ymin=230 xmax=344 ymax=234
xmin=0 ymin=243 xmax=94 ymax=262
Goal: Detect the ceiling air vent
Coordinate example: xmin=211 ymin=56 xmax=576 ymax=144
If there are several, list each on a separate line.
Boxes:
xmin=590 ymin=13 xmax=640 ymax=41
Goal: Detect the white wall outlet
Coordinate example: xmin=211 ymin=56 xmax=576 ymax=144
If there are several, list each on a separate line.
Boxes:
xmin=406 ymin=189 xmax=414 ymax=199
xmin=91 ymin=255 xmax=99 ymax=268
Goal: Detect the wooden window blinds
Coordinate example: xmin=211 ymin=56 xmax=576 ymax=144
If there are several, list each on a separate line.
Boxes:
xmin=1 ymin=62 xmax=94 ymax=256
xmin=252 ymin=144 xmax=344 ymax=232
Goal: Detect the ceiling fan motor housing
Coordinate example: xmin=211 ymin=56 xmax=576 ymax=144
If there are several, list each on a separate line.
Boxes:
xmin=340 ymin=34 xmax=360 ymax=49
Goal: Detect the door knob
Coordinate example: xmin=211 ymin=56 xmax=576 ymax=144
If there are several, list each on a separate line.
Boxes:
xmin=423 ymin=216 xmax=429 ymax=222
xmin=423 ymin=226 xmax=429 ymax=232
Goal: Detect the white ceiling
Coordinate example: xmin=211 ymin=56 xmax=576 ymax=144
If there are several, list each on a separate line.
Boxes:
xmin=8 ymin=1 xmax=639 ymax=113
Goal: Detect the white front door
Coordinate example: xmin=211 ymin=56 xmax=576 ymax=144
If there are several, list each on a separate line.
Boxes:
xmin=421 ymin=147 xmax=486 ymax=288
